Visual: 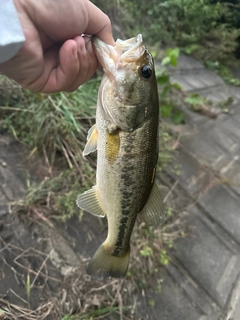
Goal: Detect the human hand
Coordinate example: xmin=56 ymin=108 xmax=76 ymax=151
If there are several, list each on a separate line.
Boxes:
xmin=0 ymin=0 xmax=114 ymax=93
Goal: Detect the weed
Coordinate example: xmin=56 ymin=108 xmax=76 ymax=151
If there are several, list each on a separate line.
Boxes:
xmin=160 ymin=250 xmax=169 ymax=266
xmin=1 ymin=78 xmax=100 ymax=168
xmin=157 ymin=47 xmax=185 ymax=125
xmin=172 ymin=164 xmax=181 ymax=176
xmin=157 ymin=282 xmax=162 ymax=294
xmin=140 ymin=245 xmax=153 ymax=257
xmin=62 ymin=306 xmax=120 ymax=320
xmin=166 ymin=207 xmax=173 ymax=217
xmin=148 ymin=299 xmax=155 ymax=307
xmin=206 ymin=60 xmax=240 ymax=87
xmin=1 ymin=78 xmax=99 ymax=221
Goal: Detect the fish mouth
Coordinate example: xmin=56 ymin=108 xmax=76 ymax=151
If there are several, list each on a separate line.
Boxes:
xmin=115 ymin=34 xmax=145 ymax=62
xmin=93 ymin=34 xmax=145 ymax=74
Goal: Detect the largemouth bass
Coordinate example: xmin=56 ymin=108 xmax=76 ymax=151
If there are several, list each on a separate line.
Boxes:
xmin=76 ymin=34 xmax=164 ymax=279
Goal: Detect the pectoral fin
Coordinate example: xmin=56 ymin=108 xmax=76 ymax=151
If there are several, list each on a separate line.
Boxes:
xmin=76 ymin=186 xmax=105 ymax=217
xmin=140 ymin=182 xmax=165 ymax=226
xmin=83 ymin=124 xmax=98 ymax=156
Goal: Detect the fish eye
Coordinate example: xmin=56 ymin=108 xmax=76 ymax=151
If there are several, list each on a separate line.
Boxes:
xmin=140 ymin=65 xmax=152 ymax=79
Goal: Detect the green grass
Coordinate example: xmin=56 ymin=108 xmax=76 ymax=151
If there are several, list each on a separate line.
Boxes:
xmin=1 ymin=77 xmax=100 ymax=167
xmin=1 ymin=77 xmax=100 ymax=220
xmin=62 ymin=306 xmax=120 ymax=320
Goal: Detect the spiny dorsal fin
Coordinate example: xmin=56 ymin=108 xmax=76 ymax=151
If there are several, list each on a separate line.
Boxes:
xmin=83 ymin=124 xmax=98 ymax=156
xmin=76 ymin=186 xmax=105 ymax=217
xmin=140 ymin=181 xmax=165 ymax=226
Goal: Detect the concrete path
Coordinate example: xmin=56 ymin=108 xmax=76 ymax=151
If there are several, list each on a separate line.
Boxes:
xmin=153 ymin=54 xmax=240 ymax=320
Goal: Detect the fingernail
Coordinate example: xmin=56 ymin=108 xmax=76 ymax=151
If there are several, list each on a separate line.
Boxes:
xmin=84 ymin=38 xmax=93 ymax=53
xmin=74 ymin=35 xmax=87 ymax=55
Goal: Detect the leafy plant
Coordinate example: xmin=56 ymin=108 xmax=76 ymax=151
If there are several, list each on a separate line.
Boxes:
xmin=206 ymin=60 xmax=240 ymax=86
xmin=93 ymin=0 xmax=240 ymax=65
xmin=160 ymin=249 xmax=169 ymax=266
xmin=140 ymin=245 xmax=153 ymax=257
xmin=157 ymin=47 xmax=185 ymax=124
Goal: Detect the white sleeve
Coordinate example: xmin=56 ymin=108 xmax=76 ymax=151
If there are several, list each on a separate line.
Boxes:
xmin=0 ymin=0 xmax=25 ymax=63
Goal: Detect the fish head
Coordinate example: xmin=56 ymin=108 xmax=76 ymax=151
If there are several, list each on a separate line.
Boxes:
xmin=93 ymin=34 xmax=159 ymax=130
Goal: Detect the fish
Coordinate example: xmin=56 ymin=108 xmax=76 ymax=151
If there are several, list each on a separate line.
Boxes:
xmin=76 ymin=34 xmax=164 ymax=279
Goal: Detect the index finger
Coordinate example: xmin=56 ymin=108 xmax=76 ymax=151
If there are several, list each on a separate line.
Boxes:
xmin=84 ymin=1 xmax=115 ymax=46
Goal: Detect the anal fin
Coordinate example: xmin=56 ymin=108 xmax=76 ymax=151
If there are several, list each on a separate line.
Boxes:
xmin=83 ymin=124 xmax=98 ymax=156
xmin=76 ymin=186 xmax=105 ymax=217
xmin=140 ymin=181 xmax=165 ymax=226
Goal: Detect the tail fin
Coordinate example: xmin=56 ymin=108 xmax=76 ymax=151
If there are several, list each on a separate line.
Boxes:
xmin=87 ymin=244 xmax=130 ymax=279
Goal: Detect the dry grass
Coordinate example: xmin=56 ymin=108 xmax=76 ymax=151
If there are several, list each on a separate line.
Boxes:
xmin=0 ymin=197 xmax=187 ymax=320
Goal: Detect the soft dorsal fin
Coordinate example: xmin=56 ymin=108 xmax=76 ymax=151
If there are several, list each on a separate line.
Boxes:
xmin=83 ymin=124 xmax=98 ymax=156
xmin=140 ymin=182 xmax=165 ymax=226
xmin=76 ymin=186 xmax=105 ymax=217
